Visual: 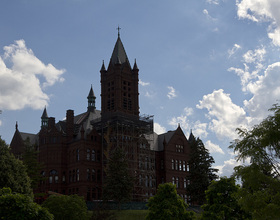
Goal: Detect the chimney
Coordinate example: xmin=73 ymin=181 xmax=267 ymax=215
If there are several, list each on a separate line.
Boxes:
xmin=66 ymin=110 xmax=74 ymax=142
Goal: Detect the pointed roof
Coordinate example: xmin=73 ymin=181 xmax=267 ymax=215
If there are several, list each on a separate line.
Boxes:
xmin=100 ymin=60 xmax=106 ymax=72
xmin=110 ymin=36 xmax=130 ymax=66
xmin=87 ymin=85 xmax=95 ymax=98
xmin=41 ymin=107 xmax=48 ymax=119
xmin=188 ymin=130 xmax=195 ymax=143
xmin=133 ymin=59 xmax=139 ymax=70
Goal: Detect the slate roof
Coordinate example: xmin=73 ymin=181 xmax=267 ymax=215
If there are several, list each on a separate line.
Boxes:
xmin=155 ymin=130 xmax=176 ymax=151
xmin=110 ymin=36 xmax=131 ymax=67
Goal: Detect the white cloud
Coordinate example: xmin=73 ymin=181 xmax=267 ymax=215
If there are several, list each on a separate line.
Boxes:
xmin=154 ymin=122 xmax=166 ymax=134
xmin=228 ymin=44 xmax=241 ymax=58
xmin=167 ymin=86 xmax=177 ymax=99
xmin=169 ymin=107 xmax=193 ymax=131
xmin=215 ymin=158 xmax=241 ymax=177
xmin=205 ymin=140 xmax=225 ymax=154
xmin=237 ymin=0 xmax=280 ymax=46
xmin=206 ymin=0 xmax=219 ymax=5
xmin=244 ymin=62 xmax=280 ymax=119
xmin=139 ymin=79 xmax=150 ymax=86
xmin=0 ymin=40 xmax=65 ymax=110
xmin=197 ymin=89 xmax=250 ymax=140
xmin=242 ymin=47 xmax=266 ymax=64
xmin=168 ymin=107 xmax=208 ymax=138
xmin=192 ymin=121 xmax=208 ymax=138
xmin=203 ymin=9 xmax=217 ymax=21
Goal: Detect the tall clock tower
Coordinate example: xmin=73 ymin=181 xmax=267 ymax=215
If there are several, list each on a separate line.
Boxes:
xmin=100 ymin=30 xmax=139 ymax=120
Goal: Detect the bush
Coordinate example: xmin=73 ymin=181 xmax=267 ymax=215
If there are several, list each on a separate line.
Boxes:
xmin=42 ymin=194 xmax=89 ymax=220
xmin=0 ymin=187 xmax=53 ymax=220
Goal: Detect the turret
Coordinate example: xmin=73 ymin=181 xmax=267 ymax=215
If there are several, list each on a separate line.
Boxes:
xmin=87 ymin=85 xmax=96 ymax=112
xmin=41 ymin=107 xmax=49 ymax=128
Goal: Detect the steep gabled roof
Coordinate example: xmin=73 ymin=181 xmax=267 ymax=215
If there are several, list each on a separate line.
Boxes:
xmin=110 ymin=36 xmax=131 ymax=67
xmin=156 ymin=130 xmax=176 ymax=151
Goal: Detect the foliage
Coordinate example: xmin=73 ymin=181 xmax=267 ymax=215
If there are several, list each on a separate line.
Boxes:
xmin=22 ymin=138 xmax=44 ymax=189
xmin=0 ymin=187 xmax=53 ymax=220
xmin=0 ymin=136 xmax=32 ymax=196
xmin=186 ymin=137 xmax=218 ymax=205
xmin=146 ymin=183 xmax=195 ymax=220
xmin=234 ymin=164 xmax=280 ymax=220
xmin=230 ymin=104 xmax=280 ymax=219
xmin=42 ymin=194 xmax=89 ymax=220
xmin=201 ymin=177 xmax=250 ymax=220
xmin=230 ymin=103 xmax=280 ymax=177
xmin=102 ymin=147 xmax=134 ymax=208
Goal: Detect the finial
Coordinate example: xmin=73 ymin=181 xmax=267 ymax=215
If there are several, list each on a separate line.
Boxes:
xmin=16 ymin=121 xmax=18 ymax=130
xmin=117 ymin=25 xmax=121 ymax=38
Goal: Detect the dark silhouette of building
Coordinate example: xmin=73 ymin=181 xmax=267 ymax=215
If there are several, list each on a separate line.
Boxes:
xmin=10 ymin=31 xmax=193 ymax=203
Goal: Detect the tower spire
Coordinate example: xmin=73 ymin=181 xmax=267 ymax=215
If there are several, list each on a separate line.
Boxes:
xmin=87 ymin=85 xmax=96 ymax=112
xmin=117 ymin=25 xmax=121 ymax=38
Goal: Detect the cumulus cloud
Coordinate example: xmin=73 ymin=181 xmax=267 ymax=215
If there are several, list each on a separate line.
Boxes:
xmin=168 ymin=107 xmax=208 ymax=138
xmin=154 ymin=122 xmax=167 ymax=134
xmin=237 ymin=0 xmax=280 ymax=46
xmin=167 ymin=86 xmax=177 ymax=99
xmin=228 ymin=44 xmax=241 ymax=58
xmin=0 ymin=40 xmax=65 ymax=110
xmin=139 ymin=79 xmax=150 ymax=86
xmin=205 ymin=140 xmax=225 ymax=154
xmin=197 ymin=89 xmax=250 ymax=140
xmin=244 ymin=62 xmax=280 ymax=119
xmin=215 ymin=158 xmax=241 ymax=177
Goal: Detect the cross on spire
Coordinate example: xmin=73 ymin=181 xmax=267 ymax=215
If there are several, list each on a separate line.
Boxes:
xmin=117 ymin=26 xmax=121 ymax=37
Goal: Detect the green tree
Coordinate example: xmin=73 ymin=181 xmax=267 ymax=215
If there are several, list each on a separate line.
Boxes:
xmin=201 ymin=177 xmax=250 ymax=220
xmin=186 ymin=137 xmax=218 ymax=205
xmin=0 ymin=187 xmax=53 ymax=220
xmin=42 ymin=194 xmax=89 ymax=220
xmin=102 ymin=147 xmax=134 ymax=208
xmin=234 ymin=164 xmax=280 ymax=219
xmin=146 ymin=183 xmax=195 ymax=220
xmin=0 ymin=136 xmax=32 ymax=195
xmin=230 ymin=104 xmax=280 ymax=177
xmin=230 ymin=104 xmax=280 ymax=219
xmin=22 ymin=138 xmax=44 ymax=189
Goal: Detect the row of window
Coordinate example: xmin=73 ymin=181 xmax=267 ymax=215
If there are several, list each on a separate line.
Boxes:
xmin=171 ymin=159 xmax=189 ymax=172
xmin=172 ymin=177 xmax=190 ymax=189
xmin=74 ymin=149 xmax=101 ymax=162
xmin=139 ymin=175 xmax=155 ymax=188
xmin=42 ymin=168 xmax=101 ymax=184
xmin=176 ymin=144 xmax=184 ymax=153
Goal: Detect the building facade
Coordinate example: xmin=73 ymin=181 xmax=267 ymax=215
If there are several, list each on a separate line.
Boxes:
xmin=10 ymin=33 xmax=193 ymax=203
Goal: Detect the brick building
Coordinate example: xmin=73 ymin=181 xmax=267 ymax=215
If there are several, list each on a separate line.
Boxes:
xmin=10 ymin=32 xmax=193 ymax=203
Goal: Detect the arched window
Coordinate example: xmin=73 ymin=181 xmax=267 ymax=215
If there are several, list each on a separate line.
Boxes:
xmin=187 ymin=163 xmax=190 ymax=172
xmin=176 ymin=177 xmax=179 ymax=188
xmin=183 ymin=161 xmax=186 ymax=171
xmin=91 ymin=150 xmax=95 ymax=161
xmin=171 ymin=159 xmax=174 ymax=170
xmin=77 ymin=169 xmax=79 ymax=181
xmin=172 ymin=177 xmax=175 ymax=185
xmin=179 ymin=160 xmax=182 ymax=171
xmin=49 ymin=170 xmax=58 ymax=184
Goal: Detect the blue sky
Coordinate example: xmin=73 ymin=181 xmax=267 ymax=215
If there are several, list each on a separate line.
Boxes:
xmin=1 ymin=0 xmax=280 ymax=177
